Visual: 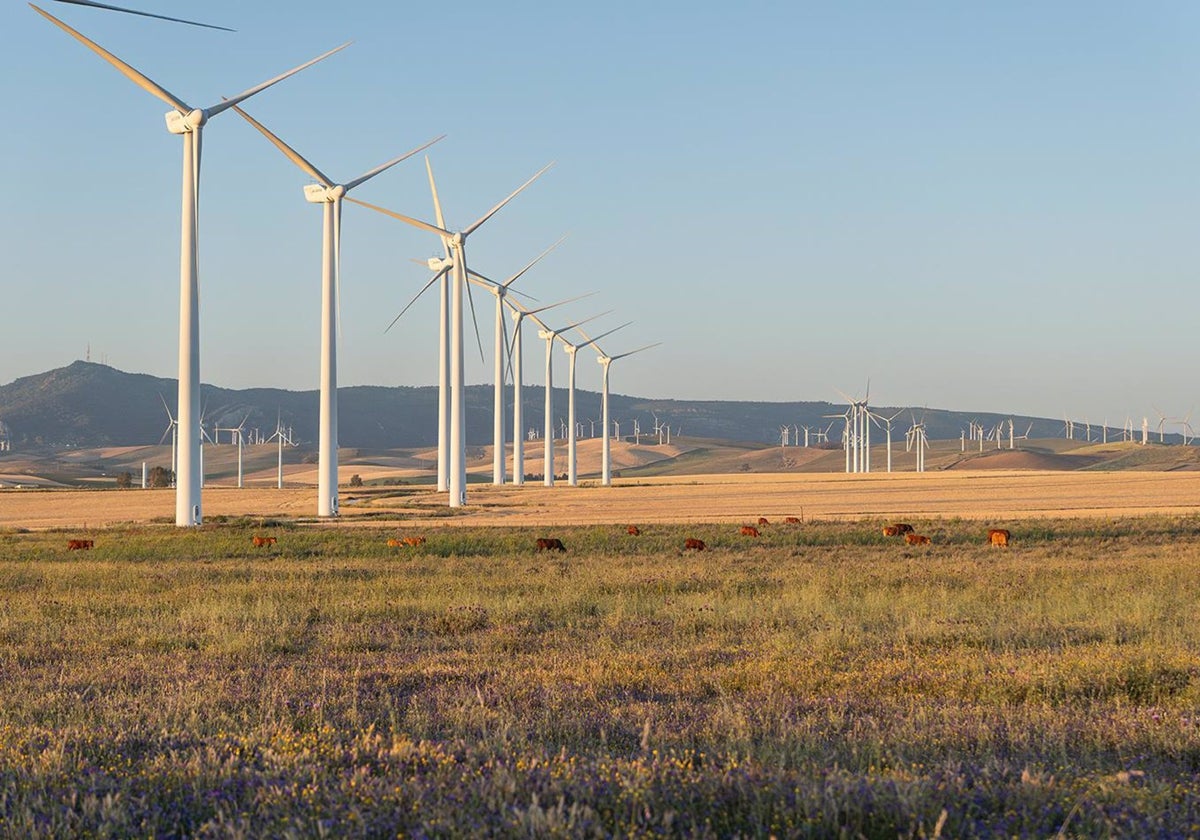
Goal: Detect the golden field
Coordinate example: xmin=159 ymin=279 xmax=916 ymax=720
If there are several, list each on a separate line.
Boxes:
xmin=3 ymin=469 xmax=1200 ymax=530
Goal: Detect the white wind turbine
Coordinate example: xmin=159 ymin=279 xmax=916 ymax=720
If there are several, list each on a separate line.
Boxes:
xmin=349 ymin=162 xmax=554 ymax=507
xmin=266 ymin=411 xmax=295 ymax=490
xmin=32 ymin=4 xmax=347 ymax=526
xmin=561 ymin=322 xmax=630 ymax=486
xmin=504 ymin=293 xmax=594 ymax=486
xmin=466 ymin=236 xmax=567 ymax=486
xmin=232 ymin=107 xmax=441 ymax=516
xmin=157 ymin=393 xmax=178 ymax=487
xmin=525 ymin=310 xmax=610 ymax=486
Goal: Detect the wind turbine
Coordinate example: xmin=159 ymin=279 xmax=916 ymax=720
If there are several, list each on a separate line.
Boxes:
xmin=348 ymin=162 xmax=554 ymax=507
xmin=504 ymin=292 xmax=593 ymax=486
xmin=466 ymin=236 xmax=566 ymax=486
xmin=561 ymin=322 xmax=630 ymax=485
xmin=524 ymin=309 xmax=609 ymax=486
xmin=231 ymin=107 xmax=440 ymax=517
xmin=157 ymin=393 xmax=177 ymax=488
xmin=32 ymin=4 xmax=347 ymax=526
xmin=266 ymin=411 xmax=294 ymax=490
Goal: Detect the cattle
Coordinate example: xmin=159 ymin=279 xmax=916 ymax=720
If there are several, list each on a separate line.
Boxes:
xmin=404 ymin=536 xmax=426 ymax=547
xmin=988 ymin=529 xmax=1011 ymax=548
xmin=784 ymin=516 xmax=801 ymax=525
xmin=904 ymin=533 xmax=931 ymax=546
xmin=757 ymin=517 xmax=769 ymax=526
xmin=252 ymin=536 xmax=277 ymax=547
xmin=892 ymin=523 xmax=915 ymax=534
xmin=684 ymin=537 xmax=706 ymax=551
xmin=740 ymin=525 xmax=760 ymax=538
xmin=387 ymin=538 xmax=403 ymax=548
xmin=536 ymin=537 xmax=566 ymax=552
xmin=67 ymin=539 xmax=93 ymax=551
xmin=627 ymin=525 xmax=641 ymax=536
xmin=882 ymin=525 xmax=902 ymax=537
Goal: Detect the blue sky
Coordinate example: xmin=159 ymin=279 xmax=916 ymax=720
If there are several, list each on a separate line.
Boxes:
xmin=3 ymin=1 xmax=1198 ymax=429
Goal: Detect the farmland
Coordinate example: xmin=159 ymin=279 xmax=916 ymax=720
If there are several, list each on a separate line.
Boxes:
xmin=3 ymin=510 xmax=1200 ymax=836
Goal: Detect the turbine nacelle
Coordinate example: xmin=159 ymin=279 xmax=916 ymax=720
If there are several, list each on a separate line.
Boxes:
xmin=165 ymin=108 xmax=206 ymax=134
xmin=303 ymin=183 xmax=346 ymax=203
xmin=427 ymin=256 xmax=453 ymax=272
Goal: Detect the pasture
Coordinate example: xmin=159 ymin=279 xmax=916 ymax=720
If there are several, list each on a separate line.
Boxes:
xmin=3 ymin=514 xmax=1200 ymax=836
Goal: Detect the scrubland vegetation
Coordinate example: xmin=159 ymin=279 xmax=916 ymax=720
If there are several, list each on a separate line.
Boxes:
xmin=2 ymin=517 xmax=1200 ymax=836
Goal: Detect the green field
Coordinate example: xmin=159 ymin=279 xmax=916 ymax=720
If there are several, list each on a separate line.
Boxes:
xmin=2 ymin=518 xmax=1200 ymax=837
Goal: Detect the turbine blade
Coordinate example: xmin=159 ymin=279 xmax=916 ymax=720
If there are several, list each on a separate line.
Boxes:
xmin=205 ymin=42 xmax=351 ymax=117
xmin=463 ymin=162 xmax=555 ymax=237
xmin=229 ymin=103 xmax=333 ymax=185
xmin=426 ymin=156 xmax=448 ymax=232
xmin=610 ymin=342 xmax=662 ymax=361
xmin=345 ymin=196 xmax=448 ymax=238
xmin=526 ymin=290 xmax=596 ymax=316
xmin=385 ymin=265 xmax=449 ymax=333
xmin=31 ymin=3 xmax=192 ymax=112
xmin=49 ymin=0 xmax=235 ymax=31
xmin=502 ymin=233 xmax=568 ymax=289
xmin=343 ymin=134 xmax=446 ymax=192
xmin=501 ymin=314 xmax=514 ymax=385
xmin=578 ymin=320 xmax=632 ymax=349
xmin=460 ymin=255 xmax=486 ymax=365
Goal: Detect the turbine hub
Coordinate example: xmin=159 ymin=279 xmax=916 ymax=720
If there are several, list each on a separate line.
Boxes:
xmin=165 ymin=108 xmax=207 ymax=134
xmin=450 ymin=232 xmax=464 ymax=247
xmin=329 ymin=184 xmax=346 ymax=201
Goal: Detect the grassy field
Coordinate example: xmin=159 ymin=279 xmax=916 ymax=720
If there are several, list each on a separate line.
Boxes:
xmin=3 ymin=517 xmax=1200 ymax=836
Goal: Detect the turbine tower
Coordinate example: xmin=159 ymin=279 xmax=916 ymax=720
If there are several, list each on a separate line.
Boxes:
xmin=349 ymin=163 xmax=554 ymax=507
xmin=32 ymin=4 xmax=347 ymax=525
xmin=232 ymin=106 xmax=440 ymax=517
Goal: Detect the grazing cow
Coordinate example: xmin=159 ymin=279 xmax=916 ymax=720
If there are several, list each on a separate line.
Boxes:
xmin=784 ymin=516 xmax=801 ymax=525
xmin=740 ymin=525 xmax=760 ymax=538
xmin=536 ymin=537 xmax=566 ymax=552
xmin=882 ymin=525 xmax=901 ymax=537
xmin=904 ymin=533 xmax=931 ymax=546
xmin=988 ymin=529 xmax=1011 ymax=548
xmin=684 ymin=537 xmax=706 ymax=551
xmin=403 ymin=536 xmax=426 ymax=547
xmin=892 ymin=523 xmax=915 ymax=534
xmin=67 ymin=539 xmax=93 ymax=551
xmin=387 ymin=538 xmax=403 ymax=548
xmin=252 ymin=536 xmax=277 ymax=547
xmin=627 ymin=525 xmax=641 ymax=536
xmin=757 ymin=517 xmax=769 ymax=526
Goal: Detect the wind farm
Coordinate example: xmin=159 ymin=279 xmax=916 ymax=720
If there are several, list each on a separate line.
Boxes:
xmin=6 ymin=2 xmax=1200 ymax=836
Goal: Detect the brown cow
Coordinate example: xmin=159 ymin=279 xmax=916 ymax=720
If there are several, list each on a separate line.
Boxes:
xmin=404 ymin=536 xmax=426 ymax=547
xmin=627 ymin=525 xmax=641 ymax=536
xmin=988 ymin=529 xmax=1010 ymax=548
xmin=67 ymin=539 xmax=93 ymax=551
xmin=387 ymin=538 xmax=403 ymax=547
xmin=536 ymin=537 xmax=566 ymax=552
xmin=892 ymin=523 xmax=915 ymax=534
xmin=740 ymin=525 xmax=760 ymax=538
xmin=683 ymin=537 xmax=706 ymax=551
xmin=252 ymin=536 xmax=277 ymax=547
xmin=757 ymin=517 xmax=769 ymax=526
xmin=904 ymin=533 xmax=931 ymax=546
xmin=784 ymin=516 xmax=801 ymax=525
xmin=882 ymin=525 xmax=902 ymax=537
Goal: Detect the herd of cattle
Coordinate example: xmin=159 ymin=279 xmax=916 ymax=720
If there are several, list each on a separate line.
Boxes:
xmin=63 ymin=524 xmax=1015 ymax=554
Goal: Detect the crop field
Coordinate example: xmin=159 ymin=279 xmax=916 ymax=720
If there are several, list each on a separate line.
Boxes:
xmin=3 ymin=515 xmax=1200 ymax=837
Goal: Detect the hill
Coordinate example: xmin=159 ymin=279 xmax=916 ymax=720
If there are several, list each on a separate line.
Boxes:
xmin=0 ymin=361 xmax=1184 ymax=453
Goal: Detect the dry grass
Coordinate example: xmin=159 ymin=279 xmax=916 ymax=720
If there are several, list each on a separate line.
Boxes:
xmin=4 ymin=470 xmax=1200 ymax=530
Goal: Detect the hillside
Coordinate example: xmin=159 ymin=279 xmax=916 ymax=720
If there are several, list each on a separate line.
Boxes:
xmin=0 ymin=360 xmax=1183 ymax=452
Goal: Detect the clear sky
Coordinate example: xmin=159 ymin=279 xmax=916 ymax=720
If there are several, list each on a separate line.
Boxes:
xmin=3 ymin=1 xmax=1198 ymax=430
